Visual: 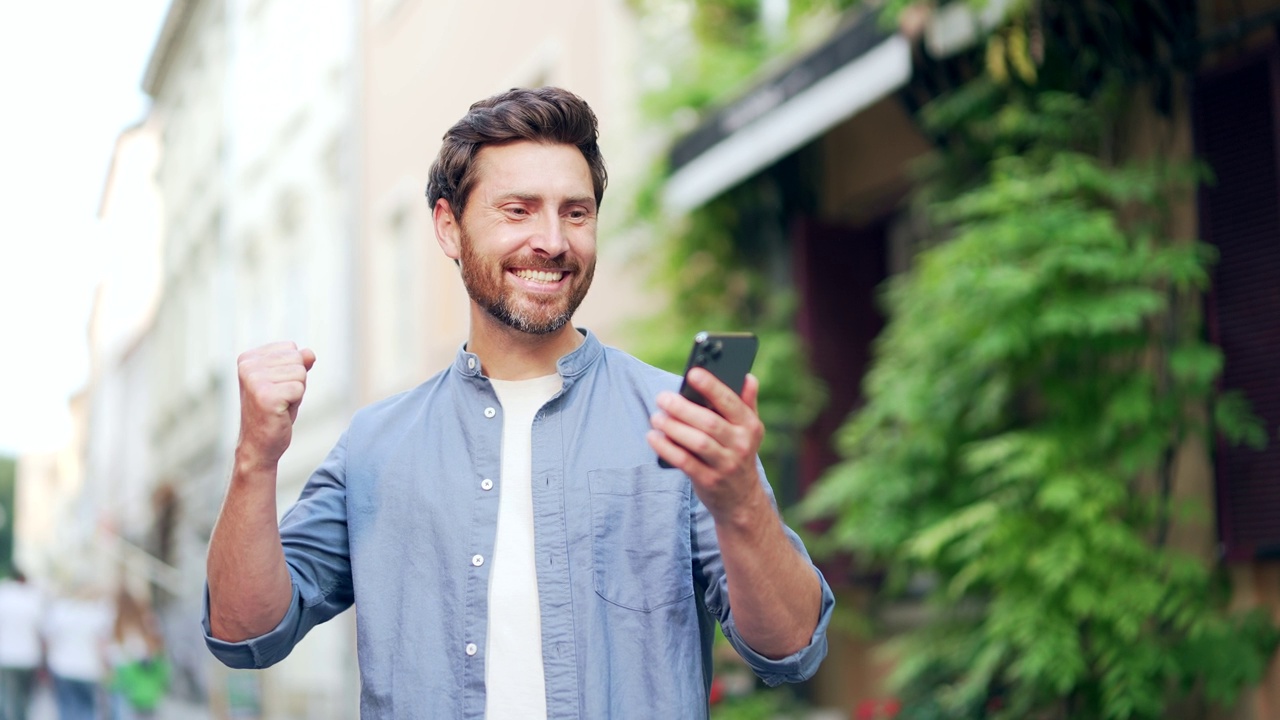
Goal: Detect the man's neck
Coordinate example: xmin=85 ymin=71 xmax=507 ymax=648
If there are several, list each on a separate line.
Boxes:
xmin=466 ymin=307 xmax=583 ymax=380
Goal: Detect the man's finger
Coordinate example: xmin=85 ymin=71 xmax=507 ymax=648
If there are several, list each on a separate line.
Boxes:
xmin=301 ymin=348 xmax=316 ymax=371
xmin=650 ymin=411 xmax=724 ymax=467
xmin=685 ymin=368 xmax=750 ymax=423
xmin=249 ymin=364 xmax=307 ymax=382
xmin=657 ymin=390 xmax=728 ymax=435
xmin=741 ymin=373 xmax=759 ymax=413
xmin=240 ymin=341 xmax=299 ymax=362
xmin=647 ymin=429 xmax=711 ymax=479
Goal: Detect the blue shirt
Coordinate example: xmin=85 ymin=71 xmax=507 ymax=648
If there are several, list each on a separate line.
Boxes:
xmin=204 ymin=330 xmax=834 ymax=719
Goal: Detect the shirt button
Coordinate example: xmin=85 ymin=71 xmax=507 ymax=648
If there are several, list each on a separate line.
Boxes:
xmin=484 ymin=407 xmax=496 ymax=418
xmin=465 ymin=643 xmax=477 ymax=656
xmin=471 ymin=554 xmax=484 ymax=567
xmin=481 ymin=478 xmax=494 ymax=491
xmin=466 ymin=358 xmax=476 ymax=369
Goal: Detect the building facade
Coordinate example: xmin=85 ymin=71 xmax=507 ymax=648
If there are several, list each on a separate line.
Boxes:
xmin=356 ymin=0 xmax=652 ymax=406
xmin=663 ymin=1 xmax=1280 ymax=717
xmin=20 ymin=0 xmax=663 ymax=715
xmin=139 ymin=0 xmax=359 ymax=715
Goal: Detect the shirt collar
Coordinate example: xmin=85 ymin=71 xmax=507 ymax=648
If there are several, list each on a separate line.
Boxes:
xmin=452 ymin=328 xmax=602 ymax=380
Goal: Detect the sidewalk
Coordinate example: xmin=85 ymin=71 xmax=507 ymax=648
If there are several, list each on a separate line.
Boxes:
xmin=27 ymin=681 xmax=212 ymax=720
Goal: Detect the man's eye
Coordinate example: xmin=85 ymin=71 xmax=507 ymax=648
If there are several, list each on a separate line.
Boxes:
xmin=506 ymin=207 xmax=529 ymax=217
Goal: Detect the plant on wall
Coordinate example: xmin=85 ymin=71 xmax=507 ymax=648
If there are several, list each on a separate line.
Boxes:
xmin=624 ymin=0 xmax=845 ymax=491
xmin=798 ymin=1 xmax=1278 ymax=718
xmin=622 ymin=2 xmax=857 ymax=716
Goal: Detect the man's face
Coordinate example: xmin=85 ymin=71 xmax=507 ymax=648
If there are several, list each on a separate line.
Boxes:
xmin=450 ymin=141 xmax=598 ymax=335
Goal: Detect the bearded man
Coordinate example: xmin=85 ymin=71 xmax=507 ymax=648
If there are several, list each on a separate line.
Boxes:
xmin=204 ymin=86 xmax=833 ymax=719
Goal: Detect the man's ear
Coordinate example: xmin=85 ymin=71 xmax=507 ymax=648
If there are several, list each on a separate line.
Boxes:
xmin=433 ymin=198 xmax=461 ymax=261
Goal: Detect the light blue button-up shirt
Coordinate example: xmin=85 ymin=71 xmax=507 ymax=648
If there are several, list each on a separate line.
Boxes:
xmin=204 ymin=329 xmax=834 ymax=719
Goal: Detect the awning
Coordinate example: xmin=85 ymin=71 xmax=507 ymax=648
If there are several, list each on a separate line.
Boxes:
xmin=662 ymin=1 xmax=1016 ymax=212
xmin=663 ymin=14 xmax=912 ymax=212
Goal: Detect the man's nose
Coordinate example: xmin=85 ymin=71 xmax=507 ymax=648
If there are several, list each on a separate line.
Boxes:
xmin=529 ymin=214 xmax=570 ymax=256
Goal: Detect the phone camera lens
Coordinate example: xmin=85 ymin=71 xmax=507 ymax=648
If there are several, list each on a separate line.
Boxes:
xmin=708 ymin=340 xmax=723 ymax=359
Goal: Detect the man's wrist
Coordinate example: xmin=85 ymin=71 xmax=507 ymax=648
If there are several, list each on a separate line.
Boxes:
xmin=714 ymin=483 xmax=777 ymax=537
xmin=233 ymin=446 xmax=280 ymax=481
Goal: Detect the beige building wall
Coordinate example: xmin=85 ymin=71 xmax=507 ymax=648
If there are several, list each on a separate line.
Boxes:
xmin=357 ymin=0 xmax=653 ymax=405
xmin=13 ymin=440 xmax=84 ymax=586
xmin=142 ymin=0 xmax=236 ymax=705
xmin=142 ymin=0 xmax=363 ymax=715
xmin=80 ymin=119 xmax=173 ymax=607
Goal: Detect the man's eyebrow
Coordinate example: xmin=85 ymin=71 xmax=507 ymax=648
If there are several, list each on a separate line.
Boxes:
xmin=494 ymin=192 xmax=542 ymax=204
xmin=494 ymin=192 xmax=596 ymax=210
xmin=562 ymin=195 xmax=597 ymax=210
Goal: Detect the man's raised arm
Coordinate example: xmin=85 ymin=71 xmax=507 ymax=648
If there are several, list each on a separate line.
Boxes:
xmin=207 ymin=341 xmax=315 ymax=642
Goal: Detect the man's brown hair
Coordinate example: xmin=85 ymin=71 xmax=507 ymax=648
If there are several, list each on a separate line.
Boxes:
xmin=426 ymin=86 xmax=608 ymax=218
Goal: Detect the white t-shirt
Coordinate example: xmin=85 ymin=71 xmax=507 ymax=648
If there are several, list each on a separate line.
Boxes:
xmin=0 ymin=580 xmax=44 ymax=669
xmin=43 ymin=596 xmax=113 ymax=681
xmin=485 ymin=373 xmax=562 ymax=720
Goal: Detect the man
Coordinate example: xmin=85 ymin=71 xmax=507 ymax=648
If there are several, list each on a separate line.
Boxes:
xmin=42 ymin=583 xmax=114 ymax=720
xmin=204 ymin=86 xmax=833 ymax=718
xmin=0 ymin=570 xmax=43 ymax=720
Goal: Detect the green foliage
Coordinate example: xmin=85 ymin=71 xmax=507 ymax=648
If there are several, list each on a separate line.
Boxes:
xmin=626 ymin=0 xmax=858 ymax=121
xmin=623 ymin=1 xmax=856 ymax=712
xmin=626 ymin=1 xmax=836 ymax=488
xmin=631 ymin=0 xmax=1276 ymax=718
xmin=631 ymin=171 xmax=825 ymax=487
xmin=711 ymin=686 xmax=806 ymax=720
xmin=800 ymin=17 xmax=1276 ymax=719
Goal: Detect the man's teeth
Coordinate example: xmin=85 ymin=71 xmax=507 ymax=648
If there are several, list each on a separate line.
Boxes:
xmin=513 ymin=269 xmax=563 ymax=283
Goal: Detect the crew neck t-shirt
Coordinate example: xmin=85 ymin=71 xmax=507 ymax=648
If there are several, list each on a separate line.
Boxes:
xmin=484 ymin=373 xmax=562 ymax=720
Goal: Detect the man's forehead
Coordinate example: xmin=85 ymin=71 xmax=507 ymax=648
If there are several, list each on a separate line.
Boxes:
xmin=472 ymin=141 xmax=593 ymax=199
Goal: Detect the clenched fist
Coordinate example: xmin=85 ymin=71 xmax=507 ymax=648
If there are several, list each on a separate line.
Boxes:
xmin=236 ymin=341 xmax=316 ymax=472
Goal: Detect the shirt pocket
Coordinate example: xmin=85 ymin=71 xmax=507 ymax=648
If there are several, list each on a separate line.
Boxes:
xmin=588 ymin=465 xmax=694 ymax=612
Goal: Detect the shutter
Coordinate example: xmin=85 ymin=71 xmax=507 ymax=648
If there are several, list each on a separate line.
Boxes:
xmin=792 ymin=217 xmax=889 ymax=496
xmin=1194 ymin=48 xmax=1280 ymax=561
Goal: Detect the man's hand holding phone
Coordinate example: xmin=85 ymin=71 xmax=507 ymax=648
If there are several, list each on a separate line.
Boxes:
xmin=648 ymin=331 xmax=768 ymax=523
xmin=649 ymin=334 xmax=822 ymax=660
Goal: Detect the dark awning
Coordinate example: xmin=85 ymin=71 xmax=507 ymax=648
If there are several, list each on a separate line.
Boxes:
xmin=663 ymin=14 xmax=910 ymax=211
xmin=663 ymin=1 xmax=1014 ymax=211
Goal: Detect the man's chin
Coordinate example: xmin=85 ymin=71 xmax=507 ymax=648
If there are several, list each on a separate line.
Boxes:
xmin=486 ymin=304 xmax=573 ymax=336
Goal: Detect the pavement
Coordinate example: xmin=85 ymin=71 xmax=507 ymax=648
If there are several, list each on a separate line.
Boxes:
xmin=26 ymin=680 xmax=213 ymax=720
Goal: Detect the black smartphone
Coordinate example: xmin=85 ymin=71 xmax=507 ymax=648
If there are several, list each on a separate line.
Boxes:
xmin=658 ymin=331 xmax=759 ymax=468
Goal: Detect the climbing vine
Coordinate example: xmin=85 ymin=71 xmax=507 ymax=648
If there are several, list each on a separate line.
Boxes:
xmin=625 ymin=0 xmax=849 ymax=491
xmin=629 ymin=0 xmax=1278 ymax=717
xmin=797 ymin=1 xmax=1278 ymax=718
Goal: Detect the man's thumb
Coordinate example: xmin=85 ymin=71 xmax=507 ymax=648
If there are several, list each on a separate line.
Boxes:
xmin=301 ymin=348 xmax=317 ymax=371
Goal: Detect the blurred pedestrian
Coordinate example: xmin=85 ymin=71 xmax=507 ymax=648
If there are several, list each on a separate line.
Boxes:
xmin=0 ymin=569 xmax=44 ymax=720
xmin=43 ymin=586 xmax=112 ymax=720
xmin=106 ymin=590 xmax=168 ymax=720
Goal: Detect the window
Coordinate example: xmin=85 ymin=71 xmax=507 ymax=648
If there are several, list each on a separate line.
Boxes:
xmin=1194 ymin=47 xmax=1280 ymax=560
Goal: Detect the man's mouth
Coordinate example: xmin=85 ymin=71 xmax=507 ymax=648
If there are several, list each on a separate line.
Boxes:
xmin=511 ymin=268 xmax=567 ymax=284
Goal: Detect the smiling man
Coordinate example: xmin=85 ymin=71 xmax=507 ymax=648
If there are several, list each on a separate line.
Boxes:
xmin=203 ymin=87 xmax=833 ymax=719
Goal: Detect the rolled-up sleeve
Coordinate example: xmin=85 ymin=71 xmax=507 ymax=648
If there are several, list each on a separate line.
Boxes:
xmin=203 ymin=433 xmax=355 ymax=668
xmin=694 ymin=460 xmax=836 ymax=686
xmin=719 ymin=566 xmax=834 ymax=686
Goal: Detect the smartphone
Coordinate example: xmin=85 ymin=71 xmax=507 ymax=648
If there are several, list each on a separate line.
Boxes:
xmin=658 ymin=331 xmax=759 ymax=468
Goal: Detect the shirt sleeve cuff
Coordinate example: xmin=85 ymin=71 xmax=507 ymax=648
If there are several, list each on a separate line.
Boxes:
xmin=722 ymin=567 xmax=836 ymax=687
xmin=202 ymin=583 xmax=305 ymax=670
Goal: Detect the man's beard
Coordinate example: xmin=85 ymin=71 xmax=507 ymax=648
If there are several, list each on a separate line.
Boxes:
xmin=458 ymin=230 xmax=596 ymax=335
